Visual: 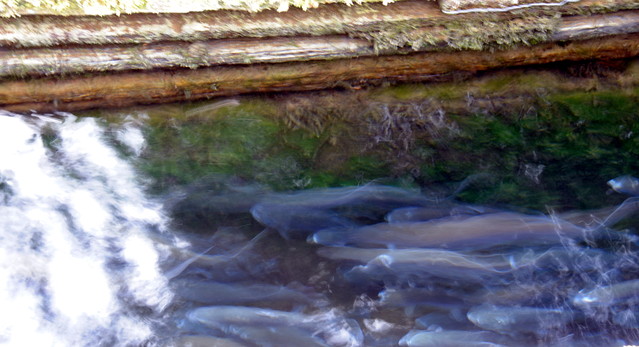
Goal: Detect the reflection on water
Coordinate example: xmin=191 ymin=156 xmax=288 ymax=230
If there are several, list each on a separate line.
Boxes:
xmin=2 ymin=77 xmax=639 ymax=346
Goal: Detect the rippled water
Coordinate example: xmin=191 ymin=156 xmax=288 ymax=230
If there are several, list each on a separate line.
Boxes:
xmin=2 ymin=107 xmax=639 ymax=347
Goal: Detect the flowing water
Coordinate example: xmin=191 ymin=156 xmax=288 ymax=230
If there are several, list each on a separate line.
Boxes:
xmin=1 ymin=83 xmax=639 ymax=347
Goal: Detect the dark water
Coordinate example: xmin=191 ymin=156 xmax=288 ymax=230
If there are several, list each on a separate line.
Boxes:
xmin=2 ymin=69 xmax=639 ymax=346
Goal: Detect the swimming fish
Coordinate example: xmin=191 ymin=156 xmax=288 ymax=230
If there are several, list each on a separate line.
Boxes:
xmin=386 ymin=204 xmax=501 ymax=223
xmin=251 ymin=184 xmax=445 ymax=239
xmin=399 ymin=329 xmax=509 ymax=347
xmin=167 ymin=335 xmax=250 ymax=347
xmin=226 ymin=325 xmax=331 ymax=347
xmin=187 ymin=306 xmax=362 ymax=347
xmin=607 ymin=175 xmax=639 ymax=196
xmin=171 ymin=279 xmax=320 ymax=307
xmin=187 ymin=306 xmax=314 ymax=331
xmin=342 ymin=248 xmax=514 ymax=286
xmin=467 ymin=304 xmax=573 ymax=335
xmin=414 ymin=312 xmax=472 ymax=331
xmin=255 ymin=184 xmax=431 ymax=210
xmin=379 ymin=288 xmax=470 ymax=312
xmin=164 ymin=229 xmax=270 ymax=280
xmin=573 ymin=279 xmax=639 ymax=308
xmin=311 ymin=212 xmax=585 ymax=250
xmin=251 ymin=203 xmax=356 ymax=239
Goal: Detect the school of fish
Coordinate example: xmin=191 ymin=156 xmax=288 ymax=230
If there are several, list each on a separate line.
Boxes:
xmin=164 ymin=175 xmax=639 ymax=347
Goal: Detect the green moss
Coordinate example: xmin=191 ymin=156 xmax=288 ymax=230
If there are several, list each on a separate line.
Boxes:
xmin=85 ymin=60 xmax=639 ymax=213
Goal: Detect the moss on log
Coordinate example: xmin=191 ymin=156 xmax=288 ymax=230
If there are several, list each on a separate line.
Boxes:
xmin=1 ymin=33 xmax=638 ymax=112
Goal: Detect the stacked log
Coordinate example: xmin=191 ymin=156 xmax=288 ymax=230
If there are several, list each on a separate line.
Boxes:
xmin=0 ymin=0 xmax=638 ymax=112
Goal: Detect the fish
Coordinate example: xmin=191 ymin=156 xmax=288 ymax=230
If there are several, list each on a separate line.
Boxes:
xmin=187 ymin=306 xmax=362 ymax=347
xmin=398 ymin=329 xmax=510 ymax=347
xmin=573 ymin=279 xmax=639 ymax=308
xmin=253 ymin=184 xmax=436 ymax=227
xmin=607 ymin=175 xmax=639 ymax=196
xmin=250 ymin=203 xmax=356 ymax=239
xmin=255 ymin=184 xmax=431 ymax=210
xmin=164 ymin=229 xmax=270 ymax=280
xmin=226 ymin=325 xmax=331 ymax=347
xmin=166 ymin=335 xmax=250 ymax=347
xmin=187 ymin=306 xmax=313 ymax=331
xmin=467 ymin=304 xmax=573 ymax=335
xmin=379 ymin=288 xmax=471 ymax=312
xmin=311 ymin=212 xmax=586 ymax=250
xmin=386 ymin=204 xmax=501 ymax=223
xmin=164 ymin=246 xmax=215 ymax=280
xmin=342 ymin=248 xmax=514 ymax=286
xmin=251 ymin=184 xmax=442 ymax=239
xmin=414 ymin=312 xmax=473 ymax=331
xmin=171 ymin=279 xmax=320 ymax=307
xmin=164 ymin=174 xmax=269 ymax=229
xmin=316 ymin=246 xmax=396 ymax=263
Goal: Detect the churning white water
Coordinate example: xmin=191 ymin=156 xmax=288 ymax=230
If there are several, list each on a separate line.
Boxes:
xmin=0 ymin=111 xmax=172 ymax=346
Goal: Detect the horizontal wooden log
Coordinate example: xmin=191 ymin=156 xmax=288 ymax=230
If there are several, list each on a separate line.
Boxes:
xmin=1 ymin=33 xmax=637 ymax=113
xmin=0 ymin=0 xmax=637 ymax=48
xmin=0 ymin=36 xmax=375 ymax=77
xmin=553 ymin=10 xmax=639 ymax=40
xmin=1 ymin=10 xmax=638 ymax=78
xmin=0 ymin=1 xmax=446 ymax=48
xmin=439 ymin=0 xmax=576 ymax=14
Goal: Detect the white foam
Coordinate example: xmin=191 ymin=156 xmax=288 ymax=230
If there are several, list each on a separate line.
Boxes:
xmin=0 ymin=112 xmax=171 ymax=346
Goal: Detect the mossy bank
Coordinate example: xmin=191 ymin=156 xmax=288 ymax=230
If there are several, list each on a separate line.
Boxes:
xmin=84 ymin=58 xmax=639 ymax=213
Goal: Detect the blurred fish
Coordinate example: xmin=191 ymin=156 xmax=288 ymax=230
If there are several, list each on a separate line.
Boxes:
xmin=608 ymin=175 xmax=639 ymax=196
xmin=386 ymin=204 xmax=501 ymax=223
xmin=171 ymin=279 xmax=320 ymax=307
xmin=187 ymin=306 xmax=363 ymax=346
xmin=257 ymin=184 xmax=431 ymax=210
xmin=227 ymin=325 xmax=331 ymax=347
xmin=251 ymin=204 xmax=356 ymax=240
xmin=414 ymin=312 xmax=472 ymax=331
xmin=398 ymin=329 xmax=509 ymax=347
xmin=164 ymin=174 xmax=269 ymax=230
xmin=167 ymin=335 xmax=250 ymax=347
xmin=187 ymin=306 xmax=314 ymax=331
xmin=573 ymin=279 xmax=639 ymax=308
xmin=164 ymin=229 xmax=271 ymax=281
xmin=342 ymin=249 xmax=514 ymax=286
xmin=379 ymin=288 xmax=470 ymax=312
xmin=467 ymin=304 xmax=573 ymax=335
xmin=317 ymin=247 xmax=394 ymax=263
xmin=253 ymin=184 xmax=435 ymax=228
xmin=311 ymin=212 xmax=585 ymax=250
